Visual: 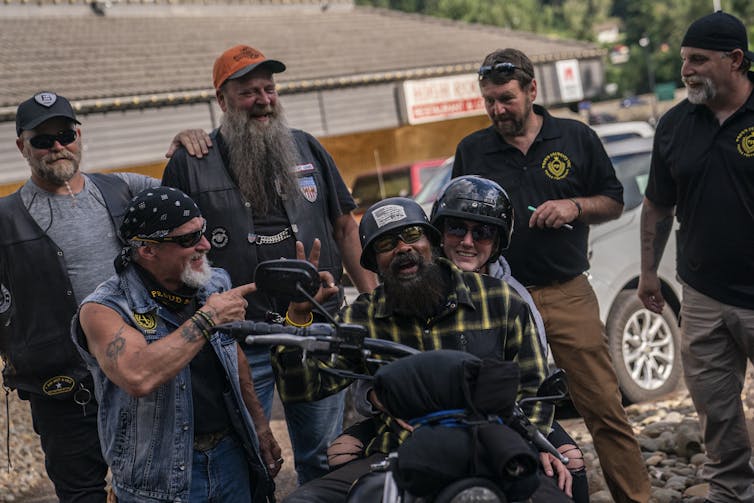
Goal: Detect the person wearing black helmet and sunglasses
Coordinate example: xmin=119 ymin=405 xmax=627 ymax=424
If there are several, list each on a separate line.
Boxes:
xmin=431 ymin=175 xmax=588 ymax=503
xmin=453 ymin=49 xmax=650 ymax=503
xmin=0 ymin=92 xmax=159 ymax=502
xmin=283 ymin=197 xmax=571 ymax=503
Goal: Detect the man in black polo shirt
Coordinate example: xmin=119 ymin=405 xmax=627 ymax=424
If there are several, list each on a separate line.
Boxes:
xmin=639 ymin=11 xmax=754 ymax=503
xmin=452 ymin=48 xmax=650 ymax=503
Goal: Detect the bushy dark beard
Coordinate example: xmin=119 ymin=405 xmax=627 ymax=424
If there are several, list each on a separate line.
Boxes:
xmin=221 ymin=102 xmax=301 ymax=214
xmin=382 ymin=251 xmax=448 ymax=320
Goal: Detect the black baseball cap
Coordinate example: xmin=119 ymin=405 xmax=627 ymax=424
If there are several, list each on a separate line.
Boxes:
xmin=681 ymin=11 xmax=754 ymax=61
xmin=15 ymin=92 xmax=81 ymax=137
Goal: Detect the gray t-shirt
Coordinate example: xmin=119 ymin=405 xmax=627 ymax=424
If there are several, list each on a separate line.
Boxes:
xmin=20 ymin=173 xmax=158 ymax=304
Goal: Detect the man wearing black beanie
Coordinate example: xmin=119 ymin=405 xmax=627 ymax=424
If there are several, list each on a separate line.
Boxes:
xmin=639 ymin=11 xmax=754 ymax=503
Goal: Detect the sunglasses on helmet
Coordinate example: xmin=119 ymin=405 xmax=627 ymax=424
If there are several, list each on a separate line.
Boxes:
xmin=477 ymin=62 xmax=533 ymax=80
xmin=373 ymin=225 xmax=425 ymax=254
xmin=28 ymin=129 xmax=78 ymax=150
xmin=444 ymin=219 xmax=497 ymax=244
xmin=136 ymin=221 xmax=207 ymax=248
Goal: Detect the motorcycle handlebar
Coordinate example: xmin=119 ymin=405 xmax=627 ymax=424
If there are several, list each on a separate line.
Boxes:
xmin=214 ymin=321 xmax=421 ymax=358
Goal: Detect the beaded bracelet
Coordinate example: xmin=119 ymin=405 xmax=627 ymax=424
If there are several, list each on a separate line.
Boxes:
xmin=285 ymin=310 xmax=314 ymax=328
xmin=190 ymin=314 xmax=212 ymax=341
xmin=195 ymin=309 xmax=216 ymax=328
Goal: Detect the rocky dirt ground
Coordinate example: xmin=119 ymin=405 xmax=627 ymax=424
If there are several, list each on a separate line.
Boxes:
xmin=4 ymin=367 xmax=754 ymax=503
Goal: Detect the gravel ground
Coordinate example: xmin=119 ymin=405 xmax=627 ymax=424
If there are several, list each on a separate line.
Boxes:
xmin=5 ymin=368 xmax=754 ymax=503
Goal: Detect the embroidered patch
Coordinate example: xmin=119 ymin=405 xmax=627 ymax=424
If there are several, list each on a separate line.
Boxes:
xmin=42 ymin=375 xmax=75 ymax=396
xmin=134 ymin=312 xmax=157 ymax=330
xmin=299 ymin=176 xmax=318 ymax=203
xmin=293 ymin=163 xmax=315 ymax=174
xmin=736 ymin=127 xmax=754 ymax=157
xmin=541 ymin=152 xmax=572 ymax=180
xmin=34 ymin=92 xmax=58 ymax=107
xmin=211 ymin=227 xmax=229 ymax=249
xmin=0 ymin=284 xmax=11 ymax=315
xmin=372 ymin=204 xmax=408 ymax=228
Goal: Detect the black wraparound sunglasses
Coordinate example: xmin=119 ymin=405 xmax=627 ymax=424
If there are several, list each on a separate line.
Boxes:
xmin=373 ymin=225 xmax=425 ymax=253
xmin=28 ymin=129 xmax=78 ymax=150
xmin=136 ymin=221 xmax=207 ymax=248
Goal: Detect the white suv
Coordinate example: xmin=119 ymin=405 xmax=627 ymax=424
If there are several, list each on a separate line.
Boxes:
xmin=412 ymin=136 xmax=682 ymax=403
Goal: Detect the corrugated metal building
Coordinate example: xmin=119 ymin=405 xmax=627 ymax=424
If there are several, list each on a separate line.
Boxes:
xmin=0 ymin=0 xmax=606 ymax=192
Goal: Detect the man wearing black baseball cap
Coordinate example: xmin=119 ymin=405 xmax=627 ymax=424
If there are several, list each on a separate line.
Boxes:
xmin=0 ymin=92 xmax=158 ymax=502
xmin=639 ymin=11 xmax=754 ymax=503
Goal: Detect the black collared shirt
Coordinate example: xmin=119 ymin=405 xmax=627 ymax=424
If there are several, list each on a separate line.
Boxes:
xmin=647 ymin=77 xmax=754 ymax=308
xmin=452 ymin=105 xmax=623 ymax=286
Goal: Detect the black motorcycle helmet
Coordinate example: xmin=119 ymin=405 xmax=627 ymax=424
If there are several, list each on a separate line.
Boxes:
xmin=430 ymin=175 xmax=514 ymax=263
xmin=359 ymin=197 xmax=441 ymax=273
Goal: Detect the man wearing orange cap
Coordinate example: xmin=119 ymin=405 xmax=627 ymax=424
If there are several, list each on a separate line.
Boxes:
xmin=163 ymin=45 xmax=377 ymax=484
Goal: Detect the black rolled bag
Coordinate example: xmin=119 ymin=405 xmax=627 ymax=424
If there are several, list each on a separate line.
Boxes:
xmin=372 ymin=350 xmax=540 ymax=499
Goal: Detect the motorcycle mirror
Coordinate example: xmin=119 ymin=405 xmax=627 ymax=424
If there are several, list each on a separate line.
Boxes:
xmin=537 ymin=369 xmax=569 ymax=399
xmin=254 ymin=259 xmax=321 ymax=302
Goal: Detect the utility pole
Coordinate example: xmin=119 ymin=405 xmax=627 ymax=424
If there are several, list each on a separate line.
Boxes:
xmin=639 ymin=35 xmax=658 ymax=122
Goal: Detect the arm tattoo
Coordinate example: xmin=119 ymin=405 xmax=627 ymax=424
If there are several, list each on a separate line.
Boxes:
xmin=651 ymin=216 xmax=673 ymax=270
xmin=106 ymin=325 xmax=127 ymax=364
xmin=180 ymin=323 xmax=202 ymax=343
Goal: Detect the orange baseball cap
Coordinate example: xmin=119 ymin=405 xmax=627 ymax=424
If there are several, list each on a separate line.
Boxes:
xmin=212 ymin=45 xmax=286 ymax=90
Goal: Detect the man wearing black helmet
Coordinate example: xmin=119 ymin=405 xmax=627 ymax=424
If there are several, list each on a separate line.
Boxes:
xmin=283 ymin=196 xmax=571 ymax=503
xmin=639 ymin=12 xmax=754 ymax=503
xmin=452 ymin=48 xmax=649 ymax=503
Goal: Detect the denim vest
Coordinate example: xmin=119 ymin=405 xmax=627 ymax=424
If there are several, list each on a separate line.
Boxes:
xmin=71 ymin=266 xmax=271 ymax=502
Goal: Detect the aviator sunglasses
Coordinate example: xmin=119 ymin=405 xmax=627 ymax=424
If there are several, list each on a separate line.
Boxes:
xmin=477 ymin=62 xmax=533 ymax=80
xmin=373 ymin=225 xmax=425 ymax=253
xmin=444 ymin=219 xmax=497 ymax=244
xmin=137 ymin=221 xmax=207 ymax=248
xmin=28 ymin=129 xmax=78 ymax=150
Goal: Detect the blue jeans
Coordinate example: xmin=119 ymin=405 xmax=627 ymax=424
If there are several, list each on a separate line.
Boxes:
xmin=245 ymin=347 xmax=345 ymax=484
xmin=190 ymin=435 xmax=251 ymax=503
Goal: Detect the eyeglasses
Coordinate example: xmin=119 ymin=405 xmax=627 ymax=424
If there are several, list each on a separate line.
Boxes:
xmin=444 ymin=220 xmax=497 ymax=244
xmin=28 ymin=129 xmax=78 ymax=150
xmin=138 ymin=221 xmax=207 ymax=248
xmin=477 ymin=62 xmax=532 ymax=80
xmin=373 ymin=225 xmax=425 ymax=253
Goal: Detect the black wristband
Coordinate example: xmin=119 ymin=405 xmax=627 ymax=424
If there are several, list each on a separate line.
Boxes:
xmin=569 ymin=198 xmax=582 ymax=219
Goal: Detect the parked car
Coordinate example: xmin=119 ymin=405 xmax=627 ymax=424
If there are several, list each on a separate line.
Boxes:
xmin=350 ymin=159 xmax=445 ymax=218
xmin=411 ymin=136 xmax=682 ymax=403
xmin=590 ymin=121 xmax=655 ymax=143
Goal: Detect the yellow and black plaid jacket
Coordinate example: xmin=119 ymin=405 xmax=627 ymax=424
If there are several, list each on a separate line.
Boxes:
xmin=275 ymin=258 xmax=551 ymax=454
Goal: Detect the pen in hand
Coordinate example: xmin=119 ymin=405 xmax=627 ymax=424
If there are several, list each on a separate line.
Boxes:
xmin=527 ymin=205 xmax=574 ymax=231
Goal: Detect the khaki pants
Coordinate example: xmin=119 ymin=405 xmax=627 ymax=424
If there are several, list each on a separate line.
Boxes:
xmin=680 ymin=282 xmax=754 ymax=503
xmin=528 ymin=274 xmax=650 ymax=503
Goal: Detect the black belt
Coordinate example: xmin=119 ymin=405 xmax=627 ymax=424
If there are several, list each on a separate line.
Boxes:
xmin=193 ymin=428 xmax=230 ymax=452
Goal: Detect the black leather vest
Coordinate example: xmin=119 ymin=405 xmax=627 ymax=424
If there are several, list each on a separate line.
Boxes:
xmin=0 ymin=174 xmax=133 ymax=397
xmin=165 ymin=130 xmax=344 ymax=315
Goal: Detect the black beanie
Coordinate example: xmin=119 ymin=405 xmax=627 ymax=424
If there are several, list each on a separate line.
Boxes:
xmin=681 ymin=11 xmax=754 ymax=61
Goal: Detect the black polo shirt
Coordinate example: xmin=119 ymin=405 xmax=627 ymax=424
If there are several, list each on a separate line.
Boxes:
xmin=452 ymin=105 xmax=623 ymax=286
xmin=647 ymin=78 xmax=754 ymax=309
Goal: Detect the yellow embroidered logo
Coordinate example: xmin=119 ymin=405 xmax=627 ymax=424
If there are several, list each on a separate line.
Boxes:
xmin=541 ymin=152 xmax=572 ymax=180
xmin=134 ymin=312 xmax=157 ymax=330
xmin=736 ymin=127 xmax=754 ymax=157
xmin=42 ymin=375 xmax=75 ymax=396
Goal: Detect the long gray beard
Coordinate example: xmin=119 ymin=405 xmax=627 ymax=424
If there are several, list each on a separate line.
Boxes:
xmin=221 ymin=104 xmax=301 ymax=214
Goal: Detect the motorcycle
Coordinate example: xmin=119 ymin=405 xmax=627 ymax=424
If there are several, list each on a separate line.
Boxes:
xmin=216 ymin=259 xmax=571 ymax=503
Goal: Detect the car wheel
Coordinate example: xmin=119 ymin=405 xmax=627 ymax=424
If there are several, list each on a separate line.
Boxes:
xmin=606 ymin=290 xmax=682 ymax=403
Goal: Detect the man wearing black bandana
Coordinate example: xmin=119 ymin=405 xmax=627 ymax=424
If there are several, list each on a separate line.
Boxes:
xmin=72 ymin=187 xmax=280 ymax=502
